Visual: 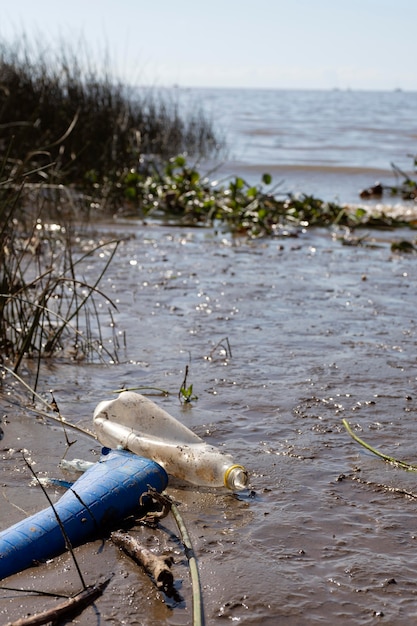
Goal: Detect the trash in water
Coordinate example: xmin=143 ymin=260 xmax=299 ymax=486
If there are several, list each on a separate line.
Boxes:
xmin=93 ymin=391 xmax=249 ymax=490
xmin=0 ymin=448 xmax=168 ymax=580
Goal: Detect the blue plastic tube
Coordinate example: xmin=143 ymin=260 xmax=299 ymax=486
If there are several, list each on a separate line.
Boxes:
xmin=0 ymin=448 xmax=168 ymax=580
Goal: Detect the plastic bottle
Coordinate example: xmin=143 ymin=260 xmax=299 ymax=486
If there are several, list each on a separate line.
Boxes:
xmin=0 ymin=449 xmax=168 ymax=580
xmin=93 ymin=391 xmax=249 ymax=491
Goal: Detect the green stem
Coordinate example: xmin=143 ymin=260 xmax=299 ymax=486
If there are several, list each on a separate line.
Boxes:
xmin=170 ymin=502 xmax=204 ymax=626
xmin=342 ymin=418 xmax=417 ymax=471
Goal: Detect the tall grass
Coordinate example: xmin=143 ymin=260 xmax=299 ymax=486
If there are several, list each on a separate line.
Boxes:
xmin=0 ymin=142 xmax=122 ymax=380
xmin=0 ymin=35 xmax=224 ymax=381
xmin=0 ymin=182 xmax=122 ymax=378
xmin=0 ymin=36 xmax=222 ymax=209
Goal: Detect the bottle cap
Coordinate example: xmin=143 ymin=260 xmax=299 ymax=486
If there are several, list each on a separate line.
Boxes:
xmin=224 ymin=464 xmax=249 ymax=491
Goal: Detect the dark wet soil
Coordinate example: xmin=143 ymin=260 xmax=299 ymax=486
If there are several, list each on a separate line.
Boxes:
xmin=2 ymin=222 xmax=417 ymax=624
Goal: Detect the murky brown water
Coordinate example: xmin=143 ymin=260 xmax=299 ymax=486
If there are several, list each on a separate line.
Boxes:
xmin=2 ymin=221 xmax=417 ymax=624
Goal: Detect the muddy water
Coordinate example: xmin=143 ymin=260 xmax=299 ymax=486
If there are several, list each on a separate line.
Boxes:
xmin=1 ymin=221 xmax=417 ymax=624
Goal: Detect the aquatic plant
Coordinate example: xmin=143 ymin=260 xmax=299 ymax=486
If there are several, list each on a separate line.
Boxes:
xmin=0 ymin=162 xmax=122 ymax=381
xmin=0 ymin=36 xmax=222 ymax=210
xmin=1 ymin=36 xmax=415 ymax=240
xmin=118 ymin=154 xmax=416 ymax=237
xmin=178 ymin=364 xmax=198 ymax=404
xmin=343 ymin=418 xmax=417 ymax=471
xmin=360 ymin=156 xmax=417 ymax=202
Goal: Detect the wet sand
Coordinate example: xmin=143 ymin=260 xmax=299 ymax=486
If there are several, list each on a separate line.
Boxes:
xmin=1 ymin=222 xmax=417 ymax=624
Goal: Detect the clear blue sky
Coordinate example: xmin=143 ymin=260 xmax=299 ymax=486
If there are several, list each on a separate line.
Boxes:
xmin=2 ymin=0 xmax=416 ymax=91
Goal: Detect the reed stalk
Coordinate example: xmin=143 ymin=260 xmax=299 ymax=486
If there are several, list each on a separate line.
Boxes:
xmin=342 ymin=418 xmax=417 ymax=471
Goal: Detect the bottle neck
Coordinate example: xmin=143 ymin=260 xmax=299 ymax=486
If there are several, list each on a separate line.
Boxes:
xmin=224 ymin=464 xmax=249 ymax=491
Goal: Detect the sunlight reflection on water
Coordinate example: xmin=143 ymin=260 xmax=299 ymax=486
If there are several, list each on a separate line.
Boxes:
xmin=2 ymin=222 xmax=417 ymax=624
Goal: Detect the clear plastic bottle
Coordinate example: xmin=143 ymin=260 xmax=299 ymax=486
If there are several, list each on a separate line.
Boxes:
xmin=93 ymin=391 xmax=248 ymax=490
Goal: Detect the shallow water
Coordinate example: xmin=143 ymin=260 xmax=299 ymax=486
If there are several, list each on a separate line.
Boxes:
xmin=174 ymin=87 xmax=417 ymax=205
xmin=1 ymin=221 xmax=417 ymax=624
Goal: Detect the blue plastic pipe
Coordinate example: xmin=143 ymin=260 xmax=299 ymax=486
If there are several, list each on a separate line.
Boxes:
xmin=0 ymin=448 xmax=168 ymax=580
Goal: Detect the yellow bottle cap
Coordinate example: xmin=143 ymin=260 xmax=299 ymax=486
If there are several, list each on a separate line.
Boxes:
xmin=224 ymin=464 xmax=248 ymax=490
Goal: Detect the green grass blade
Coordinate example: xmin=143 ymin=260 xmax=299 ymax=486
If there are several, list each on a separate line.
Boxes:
xmin=342 ymin=418 xmax=417 ymax=471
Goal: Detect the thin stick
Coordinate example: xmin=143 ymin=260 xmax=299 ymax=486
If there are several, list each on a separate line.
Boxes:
xmin=27 ymin=405 xmax=95 ymax=440
xmin=1 ymin=364 xmax=96 ymax=440
xmin=22 ymin=454 xmax=87 ymax=590
xmin=208 ymin=336 xmax=232 ymax=360
xmin=3 ymin=578 xmax=111 ymax=626
xmin=170 ymin=502 xmax=205 ymax=626
xmin=0 ymin=586 xmax=68 ymax=598
xmin=112 ymin=386 xmax=170 ymax=396
xmin=342 ymin=419 xmax=417 ymax=471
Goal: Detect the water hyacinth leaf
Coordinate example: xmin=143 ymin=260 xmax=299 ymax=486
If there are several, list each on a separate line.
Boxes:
xmin=355 ymin=208 xmax=367 ymax=219
xmin=391 ymin=240 xmax=415 ymax=253
xmin=172 ymin=154 xmax=186 ymax=168
xmin=233 ymin=177 xmax=245 ymax=190
xmin=189 ymin=170 xmax=200 ymax=185
xmin=124 ymin=186 xmax=137 ymax=200
xmin=246 ymin=186 xmax=258 ymax=198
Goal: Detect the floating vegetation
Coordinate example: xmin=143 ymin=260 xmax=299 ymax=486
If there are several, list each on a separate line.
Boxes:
xmin=360 ymin=159 xmax=417 ymax=201
xmin=390 ymin=240 xmax=416 ymax=253
xmin=1 ymin=35 xmax=417 ymax=387
xmin=178 ymin=364 xmax=198 ymax=404
xmin=1 ymin=36 xmax=417 ymax=239
xmin=115 ymin=154 xmax=417 ymax=238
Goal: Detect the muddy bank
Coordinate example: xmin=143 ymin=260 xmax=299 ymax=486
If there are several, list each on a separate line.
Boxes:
xmin=1 ymin=222 xmax=417 ymax=624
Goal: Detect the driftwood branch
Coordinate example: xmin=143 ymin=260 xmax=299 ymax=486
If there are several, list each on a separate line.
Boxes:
xmin=4 ymin=578 xmax=111 ymax=626
xmin=111 ymin=530 xmax=174 ymax=591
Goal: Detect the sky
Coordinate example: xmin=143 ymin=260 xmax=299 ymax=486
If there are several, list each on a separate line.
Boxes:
xmin=1 ymin=0 xmax=417 ymax=91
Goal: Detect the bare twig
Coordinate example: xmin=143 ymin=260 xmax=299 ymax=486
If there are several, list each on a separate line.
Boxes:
xmin=1 ymin=365 xmax=96 ymax=440
xmin=3 ymin=577 xmax=111 ymax=626
xmin=207 ymin=336 xmax=232 ymax=360
xmin=21 ymin=453 xmax=87 ymax=590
